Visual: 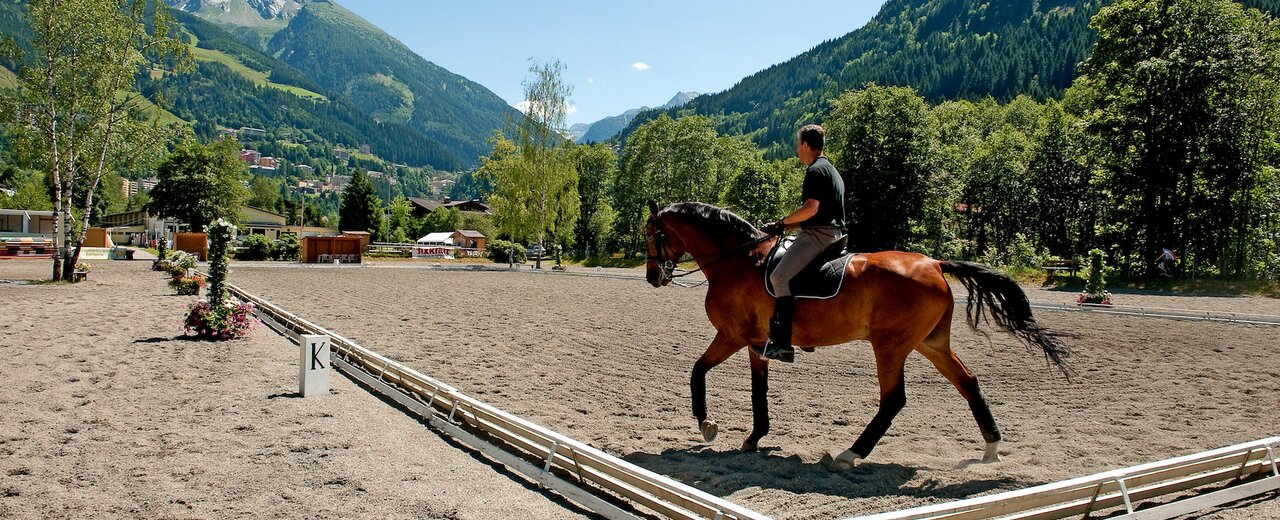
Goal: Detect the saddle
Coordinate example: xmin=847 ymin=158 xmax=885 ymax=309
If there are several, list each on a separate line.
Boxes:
xmin=763 ymin=236 xmax=853 ymax=299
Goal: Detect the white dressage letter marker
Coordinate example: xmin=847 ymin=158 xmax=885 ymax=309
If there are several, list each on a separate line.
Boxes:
xmin=299 ymin=334 xmax=330 ymax=397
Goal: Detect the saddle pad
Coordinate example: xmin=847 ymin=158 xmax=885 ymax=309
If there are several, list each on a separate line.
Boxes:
xmin=764 ymin=236 xmax=854 ymax=299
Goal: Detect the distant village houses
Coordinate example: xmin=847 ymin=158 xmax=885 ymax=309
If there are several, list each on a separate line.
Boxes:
xmin=405 ymin=197 xmax=491 ymax=219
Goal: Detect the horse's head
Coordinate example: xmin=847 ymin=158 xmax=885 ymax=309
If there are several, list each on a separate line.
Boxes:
xmin=645 ymin=200 xmax=684 ymax=287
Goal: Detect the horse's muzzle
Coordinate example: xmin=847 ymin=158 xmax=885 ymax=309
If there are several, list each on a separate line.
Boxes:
xmin=646 ymin=268 xmax=669 ymax=287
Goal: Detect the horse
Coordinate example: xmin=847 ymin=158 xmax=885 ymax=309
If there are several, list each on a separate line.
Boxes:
xmin=643 ymin=201 xmax=1070 ymax=469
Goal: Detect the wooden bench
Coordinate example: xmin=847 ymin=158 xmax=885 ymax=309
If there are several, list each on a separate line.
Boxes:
xmin=1043 ymin=258 xmax=1079 ymax=277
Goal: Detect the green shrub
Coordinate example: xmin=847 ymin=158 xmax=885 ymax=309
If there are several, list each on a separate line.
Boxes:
xmin=487 ymin=239 xmax=527 ymax=264
xmin=272 ymin=234 xmax=300 ymax=261
xmin=237 ymin=234 xmax=273 ymax=261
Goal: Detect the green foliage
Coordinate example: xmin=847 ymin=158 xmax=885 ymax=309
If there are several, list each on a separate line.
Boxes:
xmin=236 ymin=233 xmax=273 ymax=260
xmin=338 ymin=168 xmax=382 ymax=234
xmin=386 ymin=195 xmax=414 ymax=241
xmin=0 ymin=168 xmax=52 ymax=210
xmin=273 ymin=233 xmax=300 ymax=261
xmin=828 ymin=84 xmax=938 ymax=252
xmin=205 ymin=218 xmax=233 ymax=307
xmin=569 ymin=143 xmax=618 ymax=258
xmin=723 ymin=160 xmax=786 ymax=226
xmin=481 ymin=60 xmax=579 ymax=268
xmin=1074 ymin=0 xmax=1280 ymax=278
xmin=418 ymin=206 xmax=461 ymax=236
xmin=247 ymin=176 xmax=280 ymax=210
xmin=486 ymin=239 xmax=527 ymax=264
xmin=147 ymin=138 xmax=250 ymax=229
xmin=1086 ymin=248 xmax=1107 ymax=295
xmin=9 ymin=0 xmax=190 ymax=281
xmin=612 ymin=115 xmax=761 ymax=252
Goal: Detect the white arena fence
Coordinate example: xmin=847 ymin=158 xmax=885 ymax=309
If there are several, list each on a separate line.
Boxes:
xmin=845 ymin=437 xmax=1279 ymax=520
xmin=225 ymin=282 xmax=772 ymax=520
xmin=218 ymin=276 xmax=1278 ymax=520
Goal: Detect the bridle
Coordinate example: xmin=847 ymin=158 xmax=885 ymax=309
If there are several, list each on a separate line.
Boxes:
xmin=646 ymin=220 xmax=681 ymax=284
xmin=647 ymin=217 xmax=776 ymax=288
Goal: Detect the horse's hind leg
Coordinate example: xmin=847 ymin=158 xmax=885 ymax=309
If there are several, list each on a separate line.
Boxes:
xmin=691 ymin=332 xmax=742 ymax=443
xmin=918 ymin=347 xmax=1002 ymax=463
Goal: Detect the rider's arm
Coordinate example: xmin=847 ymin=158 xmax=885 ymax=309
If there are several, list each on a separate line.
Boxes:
xmin=780 ymin=199 xmax=820 ymax=229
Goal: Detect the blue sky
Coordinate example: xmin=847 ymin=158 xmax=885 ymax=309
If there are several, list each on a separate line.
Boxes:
xmin=338 ymin=1 xmax=887 ymax=126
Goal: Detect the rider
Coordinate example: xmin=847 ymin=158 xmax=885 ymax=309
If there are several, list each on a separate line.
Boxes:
xmin=752 ymin=124 xmax=846 ymax=363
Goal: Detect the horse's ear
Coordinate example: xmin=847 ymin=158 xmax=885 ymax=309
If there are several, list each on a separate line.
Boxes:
xmin=648 ymin=200 xmax=659 ymax=215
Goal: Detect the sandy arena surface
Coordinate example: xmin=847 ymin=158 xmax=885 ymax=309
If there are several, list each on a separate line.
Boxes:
xmin=1 ymin=258 xmax=1277 ymax=519
xmin=0 ymin=260 xmax=589 ymax=520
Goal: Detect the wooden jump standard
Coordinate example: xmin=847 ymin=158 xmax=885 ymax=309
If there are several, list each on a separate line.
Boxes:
xmin=226 ymin=282 xmax=772 ymax=520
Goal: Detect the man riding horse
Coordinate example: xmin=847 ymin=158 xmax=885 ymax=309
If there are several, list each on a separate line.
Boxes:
xmin=753 ymin=124 xmax=847 ymax=363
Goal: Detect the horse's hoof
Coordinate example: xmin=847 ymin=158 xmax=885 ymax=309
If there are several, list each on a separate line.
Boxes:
xmin=741 ymin=439 xmax=758 ymax=452
xmin=982 ymin=441 xmax=1002 ymax=463
xmin=699 ymin=420 xmax=718 ymax=442
xmin=823 ymin=449 xmax=863 ymax=471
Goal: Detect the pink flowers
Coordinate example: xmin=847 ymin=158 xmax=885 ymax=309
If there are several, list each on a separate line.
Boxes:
xmin=1077 ymin=290 xmax=1113 ymax=306
xmin=185 ymin=301 xmax=258 ymax=340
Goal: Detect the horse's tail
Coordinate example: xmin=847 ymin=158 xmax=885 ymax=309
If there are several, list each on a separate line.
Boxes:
xmin=940 ymin=260 xmax=1072 ymax=378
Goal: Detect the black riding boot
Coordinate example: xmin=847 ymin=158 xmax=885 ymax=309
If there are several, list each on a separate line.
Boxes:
xmin=756 ymin=296 xmax=796 ymax=363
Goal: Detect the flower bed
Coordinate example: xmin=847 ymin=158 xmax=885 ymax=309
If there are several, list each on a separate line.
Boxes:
xmin=184 ymin=301 xmax=257 ymax=340
xmin=169 ymin=275 xmax=206 ymax=296
xmin=1077 ymin=290 xmax=1113 ymax=306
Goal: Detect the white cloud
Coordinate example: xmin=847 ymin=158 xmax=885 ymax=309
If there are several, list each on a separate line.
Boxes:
xmin=587 ymin=76 xmax=595 ymax=84
xmin=515 ymin=100 xmax=576 ymax=116
xmin=632 ymin=62 xmax=650 ymax=71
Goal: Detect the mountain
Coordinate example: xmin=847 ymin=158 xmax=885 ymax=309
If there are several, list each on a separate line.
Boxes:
xmin=576 ymin=91 xmax=699 ymax=144
xmin=0 ymin=0 xmax=461 ymax=169
xmin=263 ymin=1 xmax=520 ymax=165
xmin=167 ymin=0 xmax=520 ymax=166
xmin=168 ymin=0 xmax=305 ymax=49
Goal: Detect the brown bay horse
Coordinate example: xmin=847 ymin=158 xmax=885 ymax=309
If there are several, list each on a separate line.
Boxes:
xmin=644 ymin=201 xmax=1070 ymax=469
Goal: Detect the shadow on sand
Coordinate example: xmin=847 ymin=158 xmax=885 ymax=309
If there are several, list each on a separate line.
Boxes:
xmin=624 ymin=446 xmax=1020 ymax=502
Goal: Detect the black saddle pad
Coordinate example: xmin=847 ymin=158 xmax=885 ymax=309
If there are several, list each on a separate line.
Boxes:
xmin=764 ymin=236 xmax=853 ymax=299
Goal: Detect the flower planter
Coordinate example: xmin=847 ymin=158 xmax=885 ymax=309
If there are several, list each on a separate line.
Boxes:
xmin=71 ymin=270 xmax=88 ymax=283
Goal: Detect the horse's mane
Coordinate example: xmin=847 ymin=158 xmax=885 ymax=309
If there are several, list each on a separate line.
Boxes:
xmin=659 ymin=202 xmax=764 ymax=241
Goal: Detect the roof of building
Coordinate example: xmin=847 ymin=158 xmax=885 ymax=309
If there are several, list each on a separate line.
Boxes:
xmin=417 ymin=232 xmax=454 ymax=244
xmin=455 ymin=230 xmax=485 ymax=238
xmin=406 ymin=197 xmax=490 ymax=213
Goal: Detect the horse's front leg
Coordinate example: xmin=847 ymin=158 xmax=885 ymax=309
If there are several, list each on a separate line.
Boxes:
xmin=741 ymin=350 xmax=769 ymax=452
xmin=691 ymin=332 xmax=741 ymax=443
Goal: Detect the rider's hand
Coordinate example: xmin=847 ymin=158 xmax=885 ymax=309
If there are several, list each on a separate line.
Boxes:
xmin=760 ymin=219 xmax=785 ymax=235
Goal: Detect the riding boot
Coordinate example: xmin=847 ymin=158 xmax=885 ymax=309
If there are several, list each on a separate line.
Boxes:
xmin=758 ymin=296 xmax=796 ymax=363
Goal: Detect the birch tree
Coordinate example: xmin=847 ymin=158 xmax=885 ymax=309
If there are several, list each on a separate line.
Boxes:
xmin=8 ymin=0 xmax=189 ymax=280
xmin=484 ymin=59 xmax=578 ymax=269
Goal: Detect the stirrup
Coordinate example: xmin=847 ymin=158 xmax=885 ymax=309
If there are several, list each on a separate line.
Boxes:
xmin=751 ymin=340 xmax=795 ymax=363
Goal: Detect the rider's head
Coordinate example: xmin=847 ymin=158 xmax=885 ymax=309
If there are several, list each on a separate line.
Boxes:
xmin=796 ymin=124 xmax=824 ymax=164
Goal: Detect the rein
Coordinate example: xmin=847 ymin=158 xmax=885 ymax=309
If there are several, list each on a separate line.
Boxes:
xmin=649 ymin=220 xmax=775 ymax=288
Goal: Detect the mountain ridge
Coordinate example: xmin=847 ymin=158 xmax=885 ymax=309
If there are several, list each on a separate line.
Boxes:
xmin=575 ymin=91 xmax=700 ymax=144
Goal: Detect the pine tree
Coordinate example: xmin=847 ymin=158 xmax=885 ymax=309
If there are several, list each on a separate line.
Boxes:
xmin=338 ymin=168 xmax=383 ymax=234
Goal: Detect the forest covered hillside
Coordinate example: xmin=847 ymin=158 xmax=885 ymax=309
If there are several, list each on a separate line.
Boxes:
xmin=264 ymin=1 xmax=522 ymax=164
xmin=621 ymin=0 xmax=1280 ymax=156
